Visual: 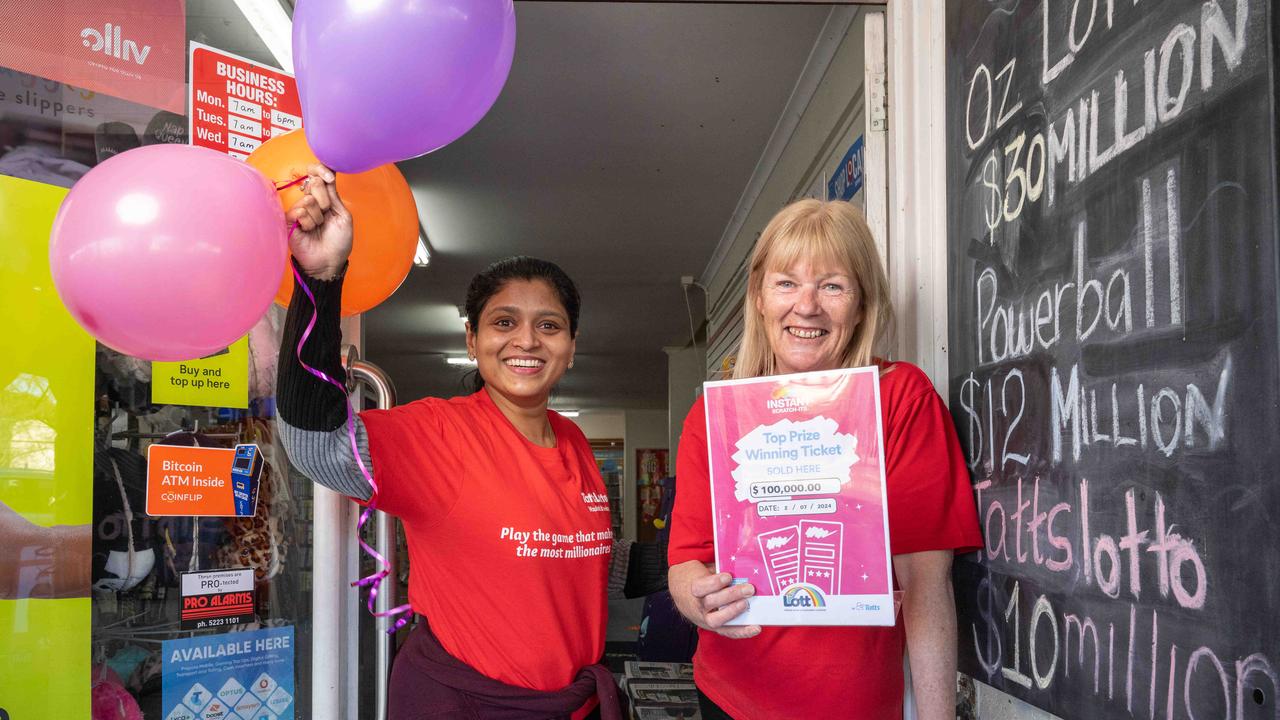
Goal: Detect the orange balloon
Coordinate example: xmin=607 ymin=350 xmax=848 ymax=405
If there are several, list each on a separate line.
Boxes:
xmin=246 ymin=129 xmax=418 ymax=316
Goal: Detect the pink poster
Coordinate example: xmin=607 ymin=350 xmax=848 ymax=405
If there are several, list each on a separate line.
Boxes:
xmin=704 ymin=367 xmax=894 ymax=625
xmin=0 ymin=1 xmax=186 ymax=113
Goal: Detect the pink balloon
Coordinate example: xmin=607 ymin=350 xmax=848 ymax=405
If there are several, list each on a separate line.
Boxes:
xmin=50 ymin=145 xmax=287 ymax=361
xmin=293 ymin=0 xmax=517 ymax=173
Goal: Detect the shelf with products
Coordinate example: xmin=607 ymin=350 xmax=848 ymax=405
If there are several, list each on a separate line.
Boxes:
xmin=634 ymin=448 xmax=670 ymax=543
xmin=590 ymin=439 xmax=625 ymax=540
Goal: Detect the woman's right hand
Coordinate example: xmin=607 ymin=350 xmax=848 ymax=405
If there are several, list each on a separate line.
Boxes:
xmin=668 ymin=559 xmax=762 ymax=639
xmin=287 ymin=164 xmax=353 ymax=281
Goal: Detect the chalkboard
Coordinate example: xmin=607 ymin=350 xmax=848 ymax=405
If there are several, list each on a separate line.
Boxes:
xmin=945 ymin=1 xmax=1280 ymax=718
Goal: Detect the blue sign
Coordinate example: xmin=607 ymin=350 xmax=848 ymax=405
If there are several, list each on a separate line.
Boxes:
xmin=827 ymin=136 xmax=865 ymax=202
xmin=162 ymin=626 xmax=294 ymax=720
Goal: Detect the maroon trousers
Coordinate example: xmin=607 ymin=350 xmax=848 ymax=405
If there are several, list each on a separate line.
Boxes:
xmin=388 ymin=619 xmax=621 ymax=720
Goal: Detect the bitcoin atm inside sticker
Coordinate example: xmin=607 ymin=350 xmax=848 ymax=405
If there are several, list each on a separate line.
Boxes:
xmin=147 ymin=444 xmax=267 ymax=517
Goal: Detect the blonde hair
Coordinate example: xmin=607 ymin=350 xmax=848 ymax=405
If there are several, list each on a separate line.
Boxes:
xmin=733 ymin=199 xmax=895 ymax=379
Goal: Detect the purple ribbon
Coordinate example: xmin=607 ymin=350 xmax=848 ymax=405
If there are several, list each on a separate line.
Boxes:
xmin=283 ymin=196 xmax=413 ymax=633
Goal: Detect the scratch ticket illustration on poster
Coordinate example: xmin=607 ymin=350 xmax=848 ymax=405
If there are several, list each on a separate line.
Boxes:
xmin=704 ymin=366 xmax=894 ymax=625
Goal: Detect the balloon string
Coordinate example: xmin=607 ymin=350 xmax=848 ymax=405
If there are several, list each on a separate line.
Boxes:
xmin=286 ymin=219 xmax=412 ymax=634
xmin=275 ymin=176 xmax=308 ymax=191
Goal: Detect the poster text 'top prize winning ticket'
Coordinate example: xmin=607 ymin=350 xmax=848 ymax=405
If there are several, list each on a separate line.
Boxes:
xmin=705 ymin=366 xmax=894 ymax=625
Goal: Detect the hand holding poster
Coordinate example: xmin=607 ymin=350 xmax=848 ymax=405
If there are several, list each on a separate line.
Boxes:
xmin=704 ymin=366 xmax=893 ymax=625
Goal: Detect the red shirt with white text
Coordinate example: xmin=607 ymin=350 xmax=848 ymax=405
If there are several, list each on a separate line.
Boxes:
xmin=668 ymin=362 xmax=982 ymax=719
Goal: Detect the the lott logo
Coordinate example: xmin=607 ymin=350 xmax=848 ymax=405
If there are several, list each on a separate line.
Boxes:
xmin=781 ymin=583 xmax=827 ymax=610
xmin=80 ymin=23 xmax=152 ymax=65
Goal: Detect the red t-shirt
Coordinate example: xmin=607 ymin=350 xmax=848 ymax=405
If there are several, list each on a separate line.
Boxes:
xmin=668 ymin=362 xmax=982 ymax=719
xmin=360 ymin=390 xmax=613 ymax=693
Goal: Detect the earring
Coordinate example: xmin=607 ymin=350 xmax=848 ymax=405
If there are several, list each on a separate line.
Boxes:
xmin=568 ymin=360 xmax=575 ymax=369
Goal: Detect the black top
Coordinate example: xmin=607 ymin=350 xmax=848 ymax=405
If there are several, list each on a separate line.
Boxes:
xmin=276 ymin=260 xmax=349 ymax=432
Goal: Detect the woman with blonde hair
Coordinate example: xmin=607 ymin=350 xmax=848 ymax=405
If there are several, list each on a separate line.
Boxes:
xmin=667 ymin=199 xmax=981 ymax=719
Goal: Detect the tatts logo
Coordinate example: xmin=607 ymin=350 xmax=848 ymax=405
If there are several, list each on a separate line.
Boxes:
xmin=81 ymin=23 xmax=152 ymax=65
xmin=766 ymin=386 xmax=807 ymax=414
xmin=781 ymin=583 xmax=827 ymax=610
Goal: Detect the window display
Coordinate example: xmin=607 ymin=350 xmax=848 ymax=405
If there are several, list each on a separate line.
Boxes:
xmin=0 ymin=30 xmax=314 ymax=718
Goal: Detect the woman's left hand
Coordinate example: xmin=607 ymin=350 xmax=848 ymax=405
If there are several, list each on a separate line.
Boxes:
xmin=894 ymin=550 xmax=958 ymax=720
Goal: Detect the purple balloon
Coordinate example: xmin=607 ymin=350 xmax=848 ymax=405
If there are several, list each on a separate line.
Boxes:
xmin=49 ymin=145 xmax=288 ymax=361
xmin=294 ymin=0 xmax=517 ymax=173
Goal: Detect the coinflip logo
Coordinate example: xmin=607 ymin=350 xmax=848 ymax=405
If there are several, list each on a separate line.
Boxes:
xmin=81 ymin=23 xmax=152 ymax=65
xmin=781 ymin=583 xmax=827 ymax=610
xmin=766 ymin=386 xmax=808 ymax=414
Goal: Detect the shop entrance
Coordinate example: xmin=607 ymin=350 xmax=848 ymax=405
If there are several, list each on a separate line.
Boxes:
xmin=0 ymin=1 xmax=887 ymax=718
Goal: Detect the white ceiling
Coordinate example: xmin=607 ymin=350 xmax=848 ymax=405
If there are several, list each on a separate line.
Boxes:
xmin=194 ymin=1 xmax=836 ymax=410
xmin=371 ymin=2 xmax=834 ymax=410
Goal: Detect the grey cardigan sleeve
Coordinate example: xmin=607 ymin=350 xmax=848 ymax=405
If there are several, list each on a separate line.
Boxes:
xmin=274 ymin=260 xmax=374 ymax=501
xmin=276 ymin=417 xmax=375 ymax=501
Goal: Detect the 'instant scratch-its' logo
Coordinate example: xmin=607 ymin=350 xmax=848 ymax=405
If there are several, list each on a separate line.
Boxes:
xmin=766 ymin=385 xmax=807 ymax=414
xmin=781 ymin=583 xmax=827 ymax=610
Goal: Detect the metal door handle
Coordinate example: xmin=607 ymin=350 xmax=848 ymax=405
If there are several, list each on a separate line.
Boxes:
xmin=345 ymin=347 xmax=399 ymax=720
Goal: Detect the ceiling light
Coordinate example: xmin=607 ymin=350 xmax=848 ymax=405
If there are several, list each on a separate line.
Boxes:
xmin=233 ymin=0 xmax=294 ymax=73
xmin=446 ymin=357 xmax=476 ymax=366
xmin=413 ymin=234 xmax=431 ymax=267
xmin=553 ymin=410 xmax=580 ymax=417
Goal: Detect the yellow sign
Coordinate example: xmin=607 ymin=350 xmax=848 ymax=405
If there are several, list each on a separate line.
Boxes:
xmin=152 ymin=337 xmax=250 ymax=408
xmin=0 ymin=175 xmax=94 ymax=719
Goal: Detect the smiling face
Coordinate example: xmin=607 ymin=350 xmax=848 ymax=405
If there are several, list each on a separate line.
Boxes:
xmin=465 ymin=279 xmax=576 ymax=408
xmin=756 ymin=260 xmax=863 ymax=375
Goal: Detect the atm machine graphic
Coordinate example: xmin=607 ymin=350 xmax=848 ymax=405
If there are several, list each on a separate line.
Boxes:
xmin=231 ymin=443 xmax=263 ymax=517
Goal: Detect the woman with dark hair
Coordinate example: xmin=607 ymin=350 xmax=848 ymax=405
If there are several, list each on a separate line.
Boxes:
xmin=276 ymin=166 xmax=653 ymax=719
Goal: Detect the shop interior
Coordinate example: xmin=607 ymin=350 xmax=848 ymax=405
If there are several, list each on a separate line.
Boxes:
xmin=0 ymin=1 xmax=879 ymax=717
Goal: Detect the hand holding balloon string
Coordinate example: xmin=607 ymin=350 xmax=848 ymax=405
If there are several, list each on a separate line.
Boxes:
xmin=282 ymin=165 xmax=411 ymax=631
xmin=285 ymin=165 xmax=353 ymax=280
